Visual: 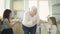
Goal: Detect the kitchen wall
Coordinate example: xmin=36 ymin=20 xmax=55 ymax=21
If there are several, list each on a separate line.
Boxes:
xmin=12 ymin=0 xmax=24 ymax=20
xmin=51 ymin=0 xmax=60 ymax=22
xmin=51 ymin=0 xmax=60 ymax=32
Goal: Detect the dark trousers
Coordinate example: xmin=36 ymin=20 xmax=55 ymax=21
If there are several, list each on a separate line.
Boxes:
xmin=22 ymin=25 xmax=37 ymax=34
xmin=1 ymin=28 xmax=13 ymax=34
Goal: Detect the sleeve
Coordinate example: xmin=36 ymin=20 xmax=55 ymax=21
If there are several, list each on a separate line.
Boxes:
xmin=22 ymin=12 xmax=32 ymax=24
xmin=37 ymin=14 xmax=40 ymax=24
xmin=3 ymin=18 xmax=10 ymax=27
xmin=4 ymin=18 xmax=9 ymax=24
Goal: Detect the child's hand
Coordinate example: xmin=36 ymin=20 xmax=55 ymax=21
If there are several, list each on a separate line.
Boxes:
xmin=15 ymin=20 xmax=20 ymax=24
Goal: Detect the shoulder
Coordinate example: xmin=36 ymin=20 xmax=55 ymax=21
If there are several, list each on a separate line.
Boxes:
xmin=24 ymin=12 xmax=29 ymax=16
xmin=3 ymin=18 xmax=8 ymax=22
xmin=23 ymin=12 xmax=29 ymax=19
xmin=52 ymin=25 xmax=57 ymax=28
xmin=24 ymin=11 xmax=29 ymax=15
xmin=52 ymin=25 xmax=57 ymax=30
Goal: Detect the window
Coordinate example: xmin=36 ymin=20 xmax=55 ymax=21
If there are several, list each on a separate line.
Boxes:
xmin=39 ymin=1 xmax=49 ymax=21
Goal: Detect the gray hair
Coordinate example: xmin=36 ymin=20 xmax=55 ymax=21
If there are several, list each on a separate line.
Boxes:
xmin=30 ymin=6 xmax=37 ymax=12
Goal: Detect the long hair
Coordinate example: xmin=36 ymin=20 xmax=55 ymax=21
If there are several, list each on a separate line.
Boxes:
xmin=48 ymin=17 xmax=57 ymax=26
xmin=3 ymin=9 xmax=12 ymax=22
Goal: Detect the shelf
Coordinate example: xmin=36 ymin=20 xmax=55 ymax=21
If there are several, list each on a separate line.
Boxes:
xmin=52 ymin=3 xmax=60 ymax=6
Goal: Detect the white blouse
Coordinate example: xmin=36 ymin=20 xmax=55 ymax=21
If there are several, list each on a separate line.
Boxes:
xmin=40 ymin=23 xmax=57 ymax=34
xmin=22 ymin=12 xmax=39 ymax=27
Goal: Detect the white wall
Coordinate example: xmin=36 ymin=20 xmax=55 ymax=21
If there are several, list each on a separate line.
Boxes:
xmin=5 ymin=0 xmax=11 ymax=9
xmin=0 ymin=0 xmax=5 ymax=17
xmin=24 ymin=0 xmax=29 ymax=12
xmin=0 ymin=0 xmax=11 ymax=17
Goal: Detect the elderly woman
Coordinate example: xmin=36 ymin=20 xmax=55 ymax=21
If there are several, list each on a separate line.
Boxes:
xmin=22 ymin=6 xmax=40 ymax=34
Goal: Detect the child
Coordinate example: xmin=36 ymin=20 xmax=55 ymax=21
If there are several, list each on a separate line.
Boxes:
xmin=1 ymin=9 xmax=19 ymax=34
xmin=40 ymin=17 xmax=57 ymax=34
xmin=47 ymin=17 xmax=57 ymax=34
